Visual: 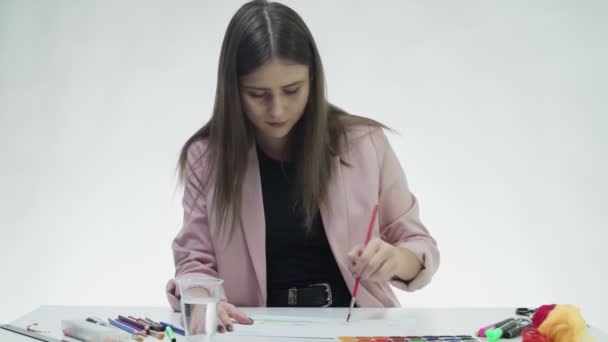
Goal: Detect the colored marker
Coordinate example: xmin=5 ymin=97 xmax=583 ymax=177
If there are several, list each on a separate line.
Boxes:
xmin=476 ymin=318 xmax=515 ymax=337
xmin=486 ymin=320 xmax=518 ymax=341
xmin=160 ymin=322 xmax=185 ymax=336
xmin=165 ymin=326 xmax=176 ymax=342
xmin=504 ymin=320 xmax=533 ymax=338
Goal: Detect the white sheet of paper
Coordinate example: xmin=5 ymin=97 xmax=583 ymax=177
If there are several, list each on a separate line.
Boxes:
xmin=231 ymin=315 xmax=414 ymax=339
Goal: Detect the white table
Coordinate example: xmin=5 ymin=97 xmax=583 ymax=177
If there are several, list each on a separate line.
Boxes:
xmin=2 ymin=306 xmax=607 ymax=342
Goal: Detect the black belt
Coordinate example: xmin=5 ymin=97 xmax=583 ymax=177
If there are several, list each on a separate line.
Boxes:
xmin=268 ymin=283 xmax=334 ymax=307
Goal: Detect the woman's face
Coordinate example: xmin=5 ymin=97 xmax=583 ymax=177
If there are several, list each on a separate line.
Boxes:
xmin=239 ymin=58 xmax=310 ymax=146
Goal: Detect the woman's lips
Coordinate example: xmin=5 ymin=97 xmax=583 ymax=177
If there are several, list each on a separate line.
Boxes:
xmin=266 ymin=121 xmax=287 ymax=128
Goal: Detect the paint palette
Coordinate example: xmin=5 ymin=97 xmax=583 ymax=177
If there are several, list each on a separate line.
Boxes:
xmin=338 ymin=336 xmax=479 ymax=341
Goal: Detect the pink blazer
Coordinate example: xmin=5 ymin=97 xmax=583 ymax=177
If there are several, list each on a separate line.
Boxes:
xmin=166 ymin=126 xmax=440 ymax=311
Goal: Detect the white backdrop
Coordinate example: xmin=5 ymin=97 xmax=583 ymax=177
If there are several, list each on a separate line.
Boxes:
xmin=1 ymin=0 xmax=607 ymax=332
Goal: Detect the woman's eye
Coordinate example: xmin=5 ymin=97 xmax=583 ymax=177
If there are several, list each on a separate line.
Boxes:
xmin=284 ymin=87 xmax=299 ymax=95
xmin=248 ymin=92 xmax=266 ymax=98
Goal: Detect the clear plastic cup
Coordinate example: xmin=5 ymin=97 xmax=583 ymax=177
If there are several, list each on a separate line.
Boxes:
xmin=176 ymin=274 xmax=223 ymax=341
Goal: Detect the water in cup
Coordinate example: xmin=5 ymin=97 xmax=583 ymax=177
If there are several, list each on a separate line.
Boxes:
xmin=176 ymin=275 xmax=223 ymax=341
xmin=182 ymin=297 xmax=219 ymax=340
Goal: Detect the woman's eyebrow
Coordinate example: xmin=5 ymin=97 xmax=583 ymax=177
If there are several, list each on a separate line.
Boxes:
xmin=241 ymin=80 xmax=305 ymax=90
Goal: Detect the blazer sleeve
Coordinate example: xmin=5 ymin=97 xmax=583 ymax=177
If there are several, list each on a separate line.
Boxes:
xmin=369 ymin=128 xmax=440 ymax=292
xmin=165 ymin=140 xmax=226 ymax=312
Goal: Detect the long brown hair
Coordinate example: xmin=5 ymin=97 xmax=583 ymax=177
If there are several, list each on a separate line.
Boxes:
xmin=178 ymin=0 xmax=386 ymax=236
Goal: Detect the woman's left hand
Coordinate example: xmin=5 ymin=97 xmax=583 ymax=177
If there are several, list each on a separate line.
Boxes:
xmin=347 ymin=238 xmax=421 ymax=283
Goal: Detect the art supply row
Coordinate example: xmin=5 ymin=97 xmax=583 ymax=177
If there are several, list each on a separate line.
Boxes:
xmin=337 ymin=336 xmax=478 ymax=342
xmin=62 ymin=314 xmax=185 ymax=342
xmin=474 ymin=304 xmax=592 ymax=342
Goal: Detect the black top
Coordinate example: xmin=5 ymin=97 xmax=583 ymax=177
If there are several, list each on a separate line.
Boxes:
xmin=257 ymin=145 xmax=351 ymax=306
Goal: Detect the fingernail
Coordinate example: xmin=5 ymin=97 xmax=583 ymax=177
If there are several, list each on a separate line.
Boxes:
xmin=249 ymin=317 xmax=254 ymax=324
xmin=226 ymin=325 xmax=233 ymax=332
xmin=217 ymin=325 xmax=224 ymax=333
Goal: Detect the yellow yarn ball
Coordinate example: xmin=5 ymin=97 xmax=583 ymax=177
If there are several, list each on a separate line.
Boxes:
xmin=538 ymin=304 xmax=593 ymax=342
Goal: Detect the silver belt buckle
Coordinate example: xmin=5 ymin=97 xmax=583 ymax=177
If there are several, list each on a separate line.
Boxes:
xmin=309 ymin=283 xmax=333 ymax=307
xmin=288 ymin=287 xmax=297 ymax=306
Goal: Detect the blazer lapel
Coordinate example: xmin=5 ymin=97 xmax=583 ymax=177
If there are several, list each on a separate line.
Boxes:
xmin=240 ymin=145 xmax=267 ymax=304
xmin=321 ymin=156 xmax=357 ymax=287
xmin=321 ymin=155 xmax=383 ymax=307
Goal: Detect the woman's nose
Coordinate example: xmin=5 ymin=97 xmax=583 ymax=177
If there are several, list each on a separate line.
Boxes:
xmin=268 ymin=95 xmax=284 ymax=119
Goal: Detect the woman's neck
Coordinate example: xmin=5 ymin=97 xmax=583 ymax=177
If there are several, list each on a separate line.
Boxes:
xmin=257 ymin=134 xmax=290 ymax=161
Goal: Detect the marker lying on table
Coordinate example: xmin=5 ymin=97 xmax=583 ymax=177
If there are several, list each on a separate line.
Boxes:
xmin=503 ymin=319 xmax=533 ymax=338
xmin=165 ymin=326 xmax=177 ymax=342
xmin=475 ymin=318 xmax=515 ymax=337
xmin=486 ymin=319 xmax=518 ymax=341
xmin=347 ymin=204 xmax=379 ymax=323
xmin=160 ymin=321 xmax=185 ymax=335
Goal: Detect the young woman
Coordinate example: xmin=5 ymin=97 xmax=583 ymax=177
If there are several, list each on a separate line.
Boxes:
xmin=166 ymin=0 xmax=440 ymax=333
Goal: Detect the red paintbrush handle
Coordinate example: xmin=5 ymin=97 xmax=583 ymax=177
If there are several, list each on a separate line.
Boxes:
xmin=364 ymin=205 xmax=379 ymax=245
xmin=352 ymin=205 xmax=379 ymax=300
xmin=352 ymin=278 xmax=361 ymax=297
